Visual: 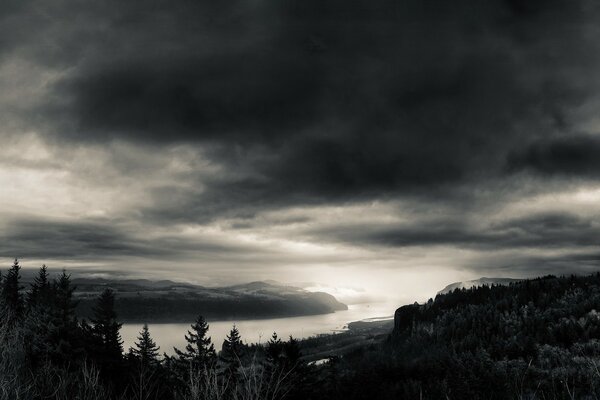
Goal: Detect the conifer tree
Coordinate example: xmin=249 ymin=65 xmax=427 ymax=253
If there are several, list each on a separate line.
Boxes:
xmin=174 ymin=315 xmax=216 ymax=370
xmin=92 ymin=288 xmax=124 ymax=362
xmin=131 ymin=324 xmax=160 ymax=367
xmin=23 ymin=265 xmax=57 ymax=367
xmin=266 ymin=332 xmax=283 ymax=365
xmin=27 ymin=264 xmax=51 ymax=309
xmin=2 ymin=259 xmax=24 ymax=319
xmin=54 ymin=269 xmax=77 ymax=326
xmin=45 ymin=270 xmax=81 ymax=364
xmin=283 ymin=336 xmax=302 ymax=366
xmin=221 ymin=324 xmax=244 ymax=373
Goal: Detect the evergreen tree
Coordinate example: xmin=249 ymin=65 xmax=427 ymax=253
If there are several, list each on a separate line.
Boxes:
xmin=266 ymin=332 xmax=284 ymax=365
xmin=131 ymin=324 xmax=160 ymax=367
xmin=221 ymin=324 xmax=244 ymax=373
xmin=2 ymin=259 xmax=24 ymax=319
xmin=21 ymin=267 xmax=83 ymax=368
xmin=127 ymin=325 xmax=163 ymax=400
xmin=26 ymin=264 xmax=51 ymax=309
xmin=22 ymin=266 xmax=55 ymax=367
xmin=80 ymin=318 xmax=102 ymax=357
xmin=283 ymin=336 xmax=302 ymax=366
xmin=92 ymin=289 xmax=124 ymax=367
xmin=49 ymin=270 xmax=81 ymax=364
xmin=174 ymin=315 xmax=216 ymax=370
xmin=53 ymin=270 xmax=77 ymax=327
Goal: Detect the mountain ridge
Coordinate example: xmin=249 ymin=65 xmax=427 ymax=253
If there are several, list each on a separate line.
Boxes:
xmin=437 ymin=277 xmax=522 ymax=295
xmin=71 ymin=277 xmax=348 ymax=322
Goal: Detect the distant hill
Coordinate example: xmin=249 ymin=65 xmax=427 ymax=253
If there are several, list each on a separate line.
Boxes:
xmin=437 ymin=277 xmax=521 ymax=295
xmin=72 ymin=278 xmax=347 ymax=322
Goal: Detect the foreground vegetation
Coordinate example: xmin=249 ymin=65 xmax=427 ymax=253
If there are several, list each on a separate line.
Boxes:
xmin=0 ymin=260 xmax=307 ymax=399
xmin=4 ymin=259 xmax=600 ymax=399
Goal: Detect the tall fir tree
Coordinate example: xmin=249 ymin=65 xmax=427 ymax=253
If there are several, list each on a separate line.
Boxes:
xmin=266 ymin=332 xmax=284 ymax=365
xmin=92 ymin=288 xmax=124 ymax=367
xmin=49 ymin=270 xmax=81 ymax=364
xmin=26 ymin=264 xmax=51 ymax=310
xmin=2 ymin=259 xmax=24 ymax=319
xmin=53 ymin=270 xmax=78 ymax=327
xmin=220 ymin=324 xmax=244 ymax=374
xmin=283 ymin=336 xmax=302 ymax=366
xmin=22 ymin=265 xmax=56 ymax=367
xmin=174 ymin=315 xmax=216 ymax=371
xmin=131 ymin=324 xmax=160 ymax=367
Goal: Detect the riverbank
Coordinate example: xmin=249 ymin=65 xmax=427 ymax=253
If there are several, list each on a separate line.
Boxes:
xmin=298 ymin=315 xmax=394 ymax=363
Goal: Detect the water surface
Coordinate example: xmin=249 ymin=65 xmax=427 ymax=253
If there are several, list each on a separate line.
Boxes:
xmin=121 ymin=302 xmax=394 ymax=354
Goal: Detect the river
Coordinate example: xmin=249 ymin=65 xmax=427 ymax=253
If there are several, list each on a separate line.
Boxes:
xmin=121 ymin=302 xmax=395 ymax=355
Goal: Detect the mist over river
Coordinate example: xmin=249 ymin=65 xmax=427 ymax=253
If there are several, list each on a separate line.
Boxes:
xmin=121 ymin=302 xmax=395 ymax=355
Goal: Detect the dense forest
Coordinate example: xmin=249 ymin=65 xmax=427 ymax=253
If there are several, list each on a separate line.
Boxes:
xmin=325 ymin=272 xmax=600 ymax=399
xmin=3 ymin=259 xmax=600 ymax=399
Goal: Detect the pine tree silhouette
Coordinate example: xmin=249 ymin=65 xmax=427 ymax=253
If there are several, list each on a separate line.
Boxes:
xmin=2 ymin=259 xmax=24 ymax=319
xmin=266 ymin=332 xmax=284 ymax=365
xmin=54 ymin=269 xmax=78 ymax=326
xmin=92 ymin=288 xmax=124 ymax=364
xmin=221 ymin=324 xmax=244 ymax=376
xmin=174 ymin=315 xmax=216 ymax=370
xmin=283 ymin=336 xmax=302 ymax=366
xmin=27 ymin=264 xmax=51 ymax=309
xmin=132 ymin=324 xmax=160 ymax=366
xmin=49 ymin=270 xmax=80 ymax=364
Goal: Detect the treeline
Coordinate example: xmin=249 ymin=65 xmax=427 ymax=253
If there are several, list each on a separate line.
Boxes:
xmin=0 ymin=260 xmax=310 ymax=400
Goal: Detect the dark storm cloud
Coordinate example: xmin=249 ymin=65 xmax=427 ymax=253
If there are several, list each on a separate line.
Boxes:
xmin=8 ymin=0 xmax=594 ymax=209
xmin=474 ymin=251 xmax=600 ymax=277
xmin=3 ymin=0 xmax=600 ymax=283
xmin=507 ymin=135 xmax=600 ymax=176
xmin=0 ymin=218 xmax=158 ymax=258
xmin=0 ymin=218 xmax=254 ymax=259
xmin=310 ymin=212 xmax=600 ymax=250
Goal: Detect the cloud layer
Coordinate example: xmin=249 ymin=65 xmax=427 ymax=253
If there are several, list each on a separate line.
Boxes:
xmin=2 ymin=0 xmax=600 ymax=299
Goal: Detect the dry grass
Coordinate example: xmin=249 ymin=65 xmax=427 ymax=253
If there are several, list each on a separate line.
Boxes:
xmin=178 ymin=352 xmax=295 ymax=400
xmin=0 ymin=313 xmax=110 ymax=400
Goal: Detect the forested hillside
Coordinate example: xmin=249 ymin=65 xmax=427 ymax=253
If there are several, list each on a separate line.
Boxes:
xmin=316 ymin=273 xmax=600 ymax=399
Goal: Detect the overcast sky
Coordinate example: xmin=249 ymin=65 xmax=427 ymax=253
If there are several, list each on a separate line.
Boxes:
xmin=2 ymin=0 xmax=600 ymax=302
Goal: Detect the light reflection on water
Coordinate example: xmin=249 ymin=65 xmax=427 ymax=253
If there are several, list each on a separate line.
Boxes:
xmin=121 ymin=302 xmax=395 ymax=355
